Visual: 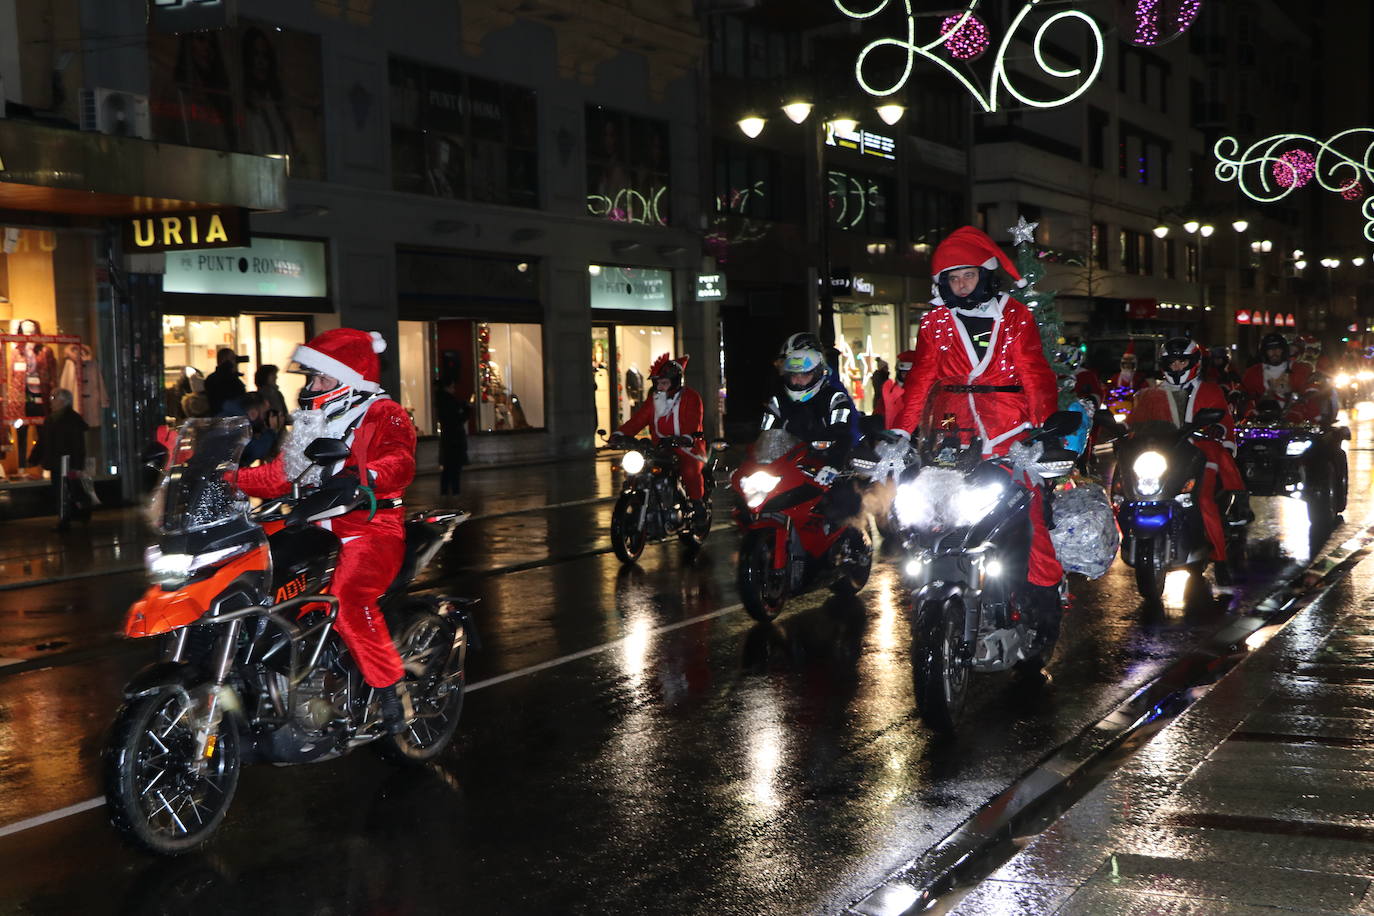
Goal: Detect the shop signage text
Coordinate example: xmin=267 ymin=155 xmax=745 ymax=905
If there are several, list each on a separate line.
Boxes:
xmin=590 ymin=266 xmax=672 ymax=312
xmin=695 ymin=274 xmax=726 ymax=301
xmin=122 ymin=208 xmax=246 ymax=253
xmin=164 ymin=237 xmax=327 ymax=299
xmin=825 ymin=123 xmax=896 ymax=161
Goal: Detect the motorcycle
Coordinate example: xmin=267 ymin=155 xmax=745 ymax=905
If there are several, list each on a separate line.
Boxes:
xmin=603 ymin=430 xmax=718 ymax=563
xmin=1104 ymin=384 xmax=1137 ymax=426
xmin=104 ymin=418 xmax=476 ymax=855
xmin=894 ymin=379 xmax=1081 ymax=733
xmin=1235 ymin=399 xmax=1349 ymax=527
xmin=729 ymin=429 xmax=872 ymax=622
xmin=1112 ymin=407 xmax=1227 ymax=601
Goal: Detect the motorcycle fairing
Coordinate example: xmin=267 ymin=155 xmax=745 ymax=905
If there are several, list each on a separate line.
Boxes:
xmin=125 ymin=550 xmax=270 ymax=637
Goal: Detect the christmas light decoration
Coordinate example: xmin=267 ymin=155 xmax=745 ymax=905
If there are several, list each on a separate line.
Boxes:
xmin=939 ymin=11 xmax=990 ymax=60
xmin=1127 ymin=0 xmax=1203 ymax=46
xmin=836 ymin=0 xmax=1105 ymax=114
xmin=1216 ymin=129 xmax=1374 ymax=241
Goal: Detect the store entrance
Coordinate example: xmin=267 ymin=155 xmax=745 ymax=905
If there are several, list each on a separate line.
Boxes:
xmin=591 ymin=323 xmax=675 ymax=436
xmin=161 ymin=313 xmax=312 ymax=420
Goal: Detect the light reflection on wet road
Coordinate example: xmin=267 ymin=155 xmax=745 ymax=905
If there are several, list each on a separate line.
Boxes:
xmin=0 ymin=422 xmax=1370 ymax=914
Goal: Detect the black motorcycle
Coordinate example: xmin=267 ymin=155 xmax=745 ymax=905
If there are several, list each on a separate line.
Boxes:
xmin=603 ymin=431 xmax=718 ymax=563
xmin=896 ymin=380 xmax=1081 ymax=733
xmin=1112 ymin=408 xmax=1227 ymax=601
xmin=1236 ymin=400 xmax=1349 ymax=527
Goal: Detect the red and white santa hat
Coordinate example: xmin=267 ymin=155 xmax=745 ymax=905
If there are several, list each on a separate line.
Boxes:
xmin=930 ymin=226 xmax=1027 ymax=302
xmin=292 ymin=328 xmax=386 ymax=392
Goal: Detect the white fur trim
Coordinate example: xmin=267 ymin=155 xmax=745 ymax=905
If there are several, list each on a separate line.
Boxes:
xmin=981 ymin=255 xmax=999 ymax=270
xmin=369 ymin=331 xmax=387 ymax=354
xmin=292 ymin=344 xmax=381 ymax=392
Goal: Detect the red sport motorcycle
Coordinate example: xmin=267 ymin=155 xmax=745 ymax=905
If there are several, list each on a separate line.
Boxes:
xmin=729 ymin=429 xmax=872 ymax=621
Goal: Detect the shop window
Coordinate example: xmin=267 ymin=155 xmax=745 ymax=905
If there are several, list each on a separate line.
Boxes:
xmin=389 ymin=58 xmax=539 ymax=207
xmin=400 ymin=319 xmax=545 ymax=435
xmin=397 ymin=321 xmax=433 ymax=434
xmin=833 ymin=304 xmax=897 ymax=414
xmin=586 ymin=106 xmax=671 ymax=226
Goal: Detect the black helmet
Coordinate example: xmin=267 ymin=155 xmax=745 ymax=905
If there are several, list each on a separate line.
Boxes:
xmin=1208 ymin=345 xmax=1230 ymax=366
xmin=1260 ymin=332 xmax=1289 ymax=365
xmin=1160 ymin=337 xmax=1202 ymax=387
xmin=936 ymin=266 xmax=999 ymax=310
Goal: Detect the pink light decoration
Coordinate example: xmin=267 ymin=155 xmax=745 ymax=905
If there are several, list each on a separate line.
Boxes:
xmin=1177 ymin=0 xmax=1201 ymax=30
xmin=1342 ymin=180 xmax=1365 ymax=201
xmin=939 ymin=13 xmax=990 ymax=61
xmin=1127 ymin=0 xmax=1203 ymax=47
xmin=1133 ymin=0 xmax=1162 ymax=45
xmin=1271 ymin=149 xmax=1316 ymax=189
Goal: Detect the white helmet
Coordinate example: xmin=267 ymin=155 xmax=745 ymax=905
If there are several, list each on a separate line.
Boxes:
xmin=778 ymin=332 xmax=827 ymax=403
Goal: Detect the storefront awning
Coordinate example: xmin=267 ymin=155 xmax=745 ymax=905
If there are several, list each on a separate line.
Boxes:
xmin=0 ymin=118 xmax=286 ymax=217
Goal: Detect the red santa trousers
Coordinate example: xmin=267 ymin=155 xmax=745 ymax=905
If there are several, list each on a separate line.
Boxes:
xmin=1028 ymin=483 xmax=1063 ymax=587
xmin=333 ymin=530 xmax=406 ymax=687
xmin=1194 ymin=439 xmax=1240 ymax=564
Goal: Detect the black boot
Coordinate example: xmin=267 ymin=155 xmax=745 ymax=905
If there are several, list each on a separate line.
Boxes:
xmin=1026 ymin=583 xmax=1062 ymax=643
xmin=377 ymin=684 xmax=407 ymax=735
xmin=1225 ymin=491 xmax=1254 ymax=526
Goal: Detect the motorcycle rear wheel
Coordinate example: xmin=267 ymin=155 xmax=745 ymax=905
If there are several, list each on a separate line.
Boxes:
xmin=1134 ymin=539 xmax=1166 ymax=603
xmin=379 ymin=610 xmax=465 ymax=764
xmin=913 ymin=597 xmax=969 ymax=733
xmin=610 ymin=493 xmax=648 ymax=564
xmin=678 ymin=497 xmax=713 ymax=550
xmin=831 ymin=527 xmax=873 ymax=595
xmin=105 ymin=686 xmax=241 ymax=855
xmin=738 ymin=531 xmax=788 ymax=622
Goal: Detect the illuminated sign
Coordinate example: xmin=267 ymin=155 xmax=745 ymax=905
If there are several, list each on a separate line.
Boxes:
xmin=164 ymin=237 xmax=327 ymax=298
xmin=1236 ymin=310 xmax=1251 ymax=325
xmin=825 ymin=123 xmax=896 ymax=160
xmin=590 ymin=266 xmax=672 ymax=312
xmin=834 ymin=1 xmax=1107 ymax=114
xmin=695 ymin=274 xmax=726 ymax=301
xmin=122 ymin=208 xmax=245 ymax=253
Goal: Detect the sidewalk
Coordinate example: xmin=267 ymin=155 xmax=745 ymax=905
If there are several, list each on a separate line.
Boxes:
xmin=0 ymin=454 xmax=623 ymax=591
xmin=946 ymin=546 xmax=1374 ymax=914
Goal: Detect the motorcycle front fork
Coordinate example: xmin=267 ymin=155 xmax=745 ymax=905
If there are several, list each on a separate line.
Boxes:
xmin=191 ymin=619 xmax=242 ymax=767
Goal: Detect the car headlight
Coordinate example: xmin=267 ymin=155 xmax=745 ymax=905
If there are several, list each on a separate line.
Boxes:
xmin=620 ymin=450 xmax=646 ymax=474
xmin=144 ymin=543 xmax=252 ymax=586
xmin=1286 ymin=439 xmax=1313 ymax=456
xmin=741 ymin=471 xmax=781 ymax=508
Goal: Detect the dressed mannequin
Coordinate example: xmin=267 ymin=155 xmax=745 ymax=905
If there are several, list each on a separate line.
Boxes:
xmin=59 ymin=343 xmax=108 ymax=428
xmin=8 ymin=320 xmax=58 ymax=473
xmin=625 ymin=364 xmax=644 ymax=409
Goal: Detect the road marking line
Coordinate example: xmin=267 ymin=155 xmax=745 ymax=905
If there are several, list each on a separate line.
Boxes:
xmin=0 ymin=601 xmax=749 ymax=838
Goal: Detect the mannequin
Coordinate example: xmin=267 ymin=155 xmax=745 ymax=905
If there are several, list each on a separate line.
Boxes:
xmin=7 ymin=320 xmax=58 ymax=473
xmin=59 ymin=342 xmax=108 ymax=428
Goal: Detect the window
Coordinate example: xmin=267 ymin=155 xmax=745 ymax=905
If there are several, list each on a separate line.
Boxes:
xmin=586 ymin=106 xmax=671 ymax=226
xmin=1091 ymin=222 xmax=1108 ymax=269
xmin=1119 ymin=229 xmax=1152 ymax=276
xmin=1185 ymin=243 xmax=1199 ymax=283
xmin=397 ymin=319 xmax=545 ymax=435
xmin=1087 ymin=108 xmax=1109 ymax=170
xmin=389 ymin=58 xmax=539 ymax=207
xmin=712 ymin=142 xmax=802 ymax=223
xmin=827 ymin=168 xmax=895 ymax=236
xmin=911 ymin=185 xmax=965 ymax=245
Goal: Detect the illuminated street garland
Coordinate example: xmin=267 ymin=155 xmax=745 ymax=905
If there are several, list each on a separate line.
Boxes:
xmin=834 ymin=0 xmax=1105 ymax=113
xmin=1215 ymin=130 xmax=1374 ymax=241
xmin=939 ymin=12 xmax=990 ymax=60
xmin=1128 ymin=0 xmax=1201 ymax=47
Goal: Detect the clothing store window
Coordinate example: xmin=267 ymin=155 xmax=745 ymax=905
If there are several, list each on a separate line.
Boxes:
xmin=396 ymin=319 xmax=545 ymax=435
xmin=832 ymin=304 xmax=897 ymax=414
xmin=396 ymin=320 xmax=433 ymax=434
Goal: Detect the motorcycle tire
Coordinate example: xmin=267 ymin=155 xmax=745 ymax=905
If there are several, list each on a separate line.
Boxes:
xmin=738 ymin=530 xmax=788 ymax=622
xmin=678 ymin=497 xmax=713 ymax=551
xmin=610 ymin=492 xmax=648 ymax=564
xmin=1306 ymin=467 xmax=1338 ymax=530
xmin=1134 ymin=539 xmax=1166 ymax=603
xmin=830 ymin=527 xmax=873 ymax=596
xmin=913 ymin=597 xmax=970 ymax=733
xmin=104 ymin=686 xmax=241 ymax=856
xmin=1334 ymin=453 xmax=1349 ymax=514
xmin=378 ymin=609 xmax=465 ymax=764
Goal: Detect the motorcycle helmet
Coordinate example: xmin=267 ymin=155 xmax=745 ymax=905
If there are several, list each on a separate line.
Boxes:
xmin=288 ymin=328 xmax=385 ymax=420
xmin=895 ymin=350 xmax=918 ymax=384
xmin=936 ymin=266 xmax=1000 ymax=311
xmin=928 ymin=225 xmax=1027 ymax=310
xmin=1160 ymin=337 xmax=1202 ymax=387
xmin=1260 ymin=332 xmax=1290 ymax=366
xmin=1208 ymin=345 xmax=1230 ymax=368
xmin=1053 ymin=340 xmax=1085 ymax=372
xmin=778 ymin=332 xmax=827 ymax=403
xmin=649 ymin=352 xmax=687 ymax=394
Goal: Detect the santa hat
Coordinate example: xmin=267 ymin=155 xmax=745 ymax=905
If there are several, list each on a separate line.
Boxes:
xmin=292 ymin=328 xmax=386 ymax=392
xmin=1123 ymin=341 xmax=1137 ymax=356
xmin=649 ymin=353 xmax=689 ymax=378
xmin=930 ymin=226 xmax=1026 ymax=300
xmin=896 ymin=350 xmax=918 ymax=371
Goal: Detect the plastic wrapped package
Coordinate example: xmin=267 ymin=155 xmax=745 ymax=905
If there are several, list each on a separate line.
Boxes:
xmin=1049 ymin=482 xmax=1119 ymax=579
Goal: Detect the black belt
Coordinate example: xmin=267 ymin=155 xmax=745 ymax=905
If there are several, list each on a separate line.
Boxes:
xmin=375 ymin=497 xmax=403 ymax=510
xmin=944 ymin=384 xmax=1023 ymax=393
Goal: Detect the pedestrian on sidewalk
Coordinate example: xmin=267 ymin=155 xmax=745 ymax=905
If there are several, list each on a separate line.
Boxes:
xmin=26 ymin=388 xmax=90 ymax=532
xmin=255 ymin=363 xmax=290 ymax=427
xmin=435 ymin=376 xmax=469 ymax=497
xmin=204 ymin=347 xmax=247 ymax=414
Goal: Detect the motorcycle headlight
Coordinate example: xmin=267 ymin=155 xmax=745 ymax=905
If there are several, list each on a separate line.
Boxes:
xmin=1335 ymin=373 xmax=1352 ymax=388
xmin=893 ymin=480 xmax=925 ymax=528
xmin=620 ymin=450 xmax=646 ymax=474
xmin=1132 ymin=450 xmax=1167 ymax=498
xmin=953 ymin=482 xmax=1005 ymax=526
xmin=1285 ymin=439 xmax=1313 ymax=456
xmin=1114 ymin=412 xmax=1130 ymax=424
xmin=1359 ymin=370 xmax=1374 ymax=382
xmin=144 ymin=543 xmax=253 ymax=586
xmin=741 ymin=471 xmax=781 ymax=508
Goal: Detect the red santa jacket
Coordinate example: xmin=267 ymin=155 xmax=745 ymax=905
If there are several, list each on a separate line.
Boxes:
xmin=1073 ymin=367 xmax=1105 ymax=404
xmin=1241 ymin=361 xmax=1312 ymax=401
xmin=1107 ymin=370 xmax=1148 ymax=395
xmin=616 ymin=387 xmax=707 ymax=459
xmin=236 ymin=398 xmax=416 ymax=540
xmin=1129 ymin=381 xmax=1235 ymax=447
xmin=893 ymin=296 xmax=1058 ymax=454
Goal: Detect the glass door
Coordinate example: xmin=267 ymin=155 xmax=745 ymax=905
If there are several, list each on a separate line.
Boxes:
xmin=592 ymin=325 xmax=612 ymax=437
xmin=612 ymin=324 xmax=674 ymax=426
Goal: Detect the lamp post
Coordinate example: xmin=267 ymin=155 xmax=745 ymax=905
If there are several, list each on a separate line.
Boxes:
xmin=738 ymin=100 xmax=905 ymax=357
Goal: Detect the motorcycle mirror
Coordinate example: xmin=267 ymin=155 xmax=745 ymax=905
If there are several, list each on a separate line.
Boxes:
xmin=304 ymin=437 xmax=351 ymax=465
xmin=1193 ymin=407 xmax=1226 ymax=427
xmin=141 ymin=442 xmax=169 ymax=470
xmin=1039 ymin=410 xmax=1083 ymax=438
xmin=596 ymin=428 xmax=607 ymax=437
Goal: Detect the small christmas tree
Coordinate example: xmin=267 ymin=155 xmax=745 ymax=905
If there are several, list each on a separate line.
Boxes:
xmin=1009 ymin=215 xmax=1078 ymax=408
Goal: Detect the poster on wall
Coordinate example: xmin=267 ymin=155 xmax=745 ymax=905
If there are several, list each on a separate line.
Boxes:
xmin=147 ymin=20 xmax=325 ymax=179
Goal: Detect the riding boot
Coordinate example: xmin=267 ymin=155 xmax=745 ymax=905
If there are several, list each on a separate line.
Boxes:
xmin=1213 ymin=560 xmax=1233 ymax=587
xmin=1026 ymin=583 xmax=1062 ymax=637
xmin=377 ymin=683 xmax=407 ymax=735
xmin=1224 ymin=491 xmax=1254 ymax=526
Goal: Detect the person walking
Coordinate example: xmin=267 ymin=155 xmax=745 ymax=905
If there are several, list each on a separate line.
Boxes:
xmin=434 ymin=376 xmax=469 ymax=498
xmin=204 ymin=347 xmax=247 ymax=414
xmin=26 ymin=388 xmax=89 ymax=531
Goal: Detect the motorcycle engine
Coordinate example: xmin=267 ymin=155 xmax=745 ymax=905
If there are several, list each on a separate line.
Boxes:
xmin=293 ymin=668 xmax=349 ymax=733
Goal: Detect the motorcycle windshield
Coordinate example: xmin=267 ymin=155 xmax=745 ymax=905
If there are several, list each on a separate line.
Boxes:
xmin=152 ymin=418 xmax=252 ymax=535
xmin=917 ymin=378 xmax=987 ymax=470
xmin=752 ymin=428 xmax=803 ymax=465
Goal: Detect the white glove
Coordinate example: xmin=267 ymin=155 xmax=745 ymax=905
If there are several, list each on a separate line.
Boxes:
xmin=815 ymin=466 xmax=839 ymax=486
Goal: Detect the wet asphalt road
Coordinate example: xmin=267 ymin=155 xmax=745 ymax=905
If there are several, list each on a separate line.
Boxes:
xmin=0 ymin=427 xmax=1372 ymax=915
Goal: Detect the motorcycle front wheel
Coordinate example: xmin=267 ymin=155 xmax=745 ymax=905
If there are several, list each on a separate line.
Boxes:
xmin=610 ymin=492 xmax=648 ymax=564
xmin=104 ymin=686 xmax=241 ymax=855
xmin=1134 ymin=538 xmax=1166 ymax=602
xmin=913 ymin=597 xmax=970 ymax=733
xmin=379 ymin=610 xmax=465 ymax=764
xmin=738 ymin=530 xmax=788 ymax=622
xmin=831 ymin=527 xmax=873 ymax=595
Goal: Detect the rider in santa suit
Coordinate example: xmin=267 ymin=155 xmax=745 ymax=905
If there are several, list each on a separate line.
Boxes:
xmin=890 ymin=225 xmax=1062 ymax=610
xmin=1128 ymin=336 xmax=1251 ymax=584
xmin=235 ymin=328 xmax=417 ymax=733
xmin=612 ymin=354 xmax=707 ymax=515
xmin=1108 ymin=344 xmax=1149 ymax=394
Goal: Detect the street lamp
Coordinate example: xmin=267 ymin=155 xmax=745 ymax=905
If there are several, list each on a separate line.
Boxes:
xmin=738 ymin=99 xmax=906 ymax=353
